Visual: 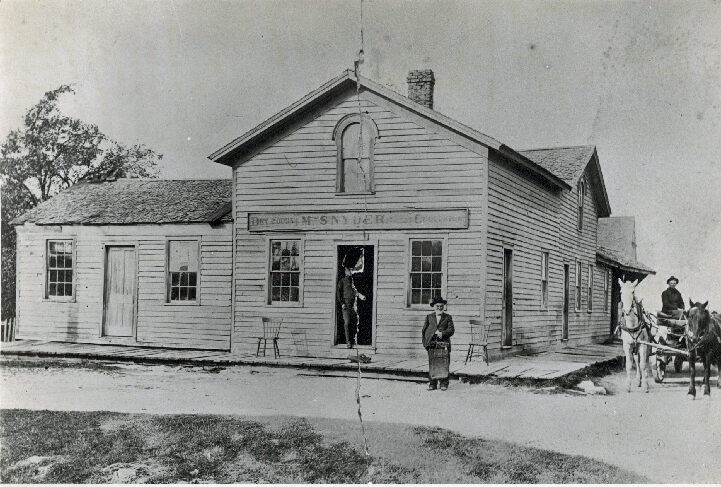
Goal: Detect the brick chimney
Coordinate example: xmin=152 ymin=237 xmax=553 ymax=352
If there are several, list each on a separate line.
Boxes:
xmin=406 ymin=69 xmax=435 ymax=109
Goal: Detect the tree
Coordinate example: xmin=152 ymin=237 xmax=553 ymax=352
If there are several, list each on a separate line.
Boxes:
xmin=0 ymin=85 xmax=162 ymax=320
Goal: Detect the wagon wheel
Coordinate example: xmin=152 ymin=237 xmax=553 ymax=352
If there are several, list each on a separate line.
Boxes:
xmin=654 ymin=358 xmax=666 ymax=383
xmin=673 ymin=355 xmax=684 ymax=373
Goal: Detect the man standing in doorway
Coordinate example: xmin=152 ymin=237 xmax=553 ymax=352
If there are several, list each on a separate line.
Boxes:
xmin=337 ymin=265 xmax=365 ymax=348
xmin=661 ymin=275 xmax=685 ymax=319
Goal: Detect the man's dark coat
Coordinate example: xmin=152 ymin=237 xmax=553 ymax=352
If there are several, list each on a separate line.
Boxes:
xmin=422 ymin=313 xmax=455 ymax=350
xmin=661 ymin=287 xmax=685 ymax=314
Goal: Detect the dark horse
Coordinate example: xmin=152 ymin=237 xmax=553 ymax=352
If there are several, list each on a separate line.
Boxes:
xmin=686 ymin=299 xmax=721 ymax=398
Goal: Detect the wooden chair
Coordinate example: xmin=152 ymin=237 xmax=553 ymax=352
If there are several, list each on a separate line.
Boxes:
xmin=255 ymin=317 xmax=282 ymax=358
xmin=465 ymin=319 xmax=490 ymax=365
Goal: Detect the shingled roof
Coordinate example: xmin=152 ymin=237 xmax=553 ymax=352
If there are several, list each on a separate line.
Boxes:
xmin=518 ymin=145 xmax=596 ymax=186
xmin=12 ymin=179 xmax=233 ymax=226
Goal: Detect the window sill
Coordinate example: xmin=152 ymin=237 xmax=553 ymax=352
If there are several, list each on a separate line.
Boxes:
xmin=165 ymin=301 xmax=200 ymax=306
xmin=266 ymin=302 xmax=303 ymax=308
xmin=335 ymin=191 xmax=375 ymax=197
xmin=42 ymin=297 xmax=76 ymax=303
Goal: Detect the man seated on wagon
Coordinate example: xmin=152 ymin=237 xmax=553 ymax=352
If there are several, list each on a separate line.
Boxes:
xmin=661 ymin=275 xmax=685 ymax=320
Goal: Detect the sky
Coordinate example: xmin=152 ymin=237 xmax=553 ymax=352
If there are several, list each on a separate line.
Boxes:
xmin=1 ymin=0 xmax=720 ymax=310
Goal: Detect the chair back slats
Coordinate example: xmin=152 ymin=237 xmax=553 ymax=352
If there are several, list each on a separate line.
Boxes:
xmin=261 ymin=317 xmax=282 ymax=339
xmin=469 ymin=319 xmax=489 ymax=344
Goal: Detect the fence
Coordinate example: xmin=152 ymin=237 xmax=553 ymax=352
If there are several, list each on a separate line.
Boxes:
xmin=1 ymin=317 xmax=16 ymax=342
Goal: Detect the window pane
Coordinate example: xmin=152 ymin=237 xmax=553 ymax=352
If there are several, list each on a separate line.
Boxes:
xmin=180 ymin=272 xmax=188 ymax=286
xmin=179 ymin=287 xmax=188 ymax=300
xmin=49 ymin=283 xmax=57 ymax=296
xmin=171 ymin=288 xmax=179 ymax=300
xmin=272 ymin=256 xmax=281 ymax=271
xmin=172 ymin=272 xmax=180 ymax=286
xmin=431 ymin=240 xmax=442 ymax=256
xmin=421 ymin=241 xmax=432 ymax=256
xmin=281 ymin=273 xmax=290 ymax=286
xmin=431 ymin=273 xmax=441 ymax=288
xmin=411 ymin=241 xmax=422 ymax=256
xmin=411 ymin=289 xmax=421 ymax=304
xmin=280 ymin=257 xmax=290 ymax=271
xmin=421 ymin=257 xmax=431 ymax=272
xmin=188 ymin=288 xmax=197 ymax=301
xmin=290 ymin=242 xmax=299 ymax=256
xmin=64 ymin=254 xmax=72 ymax=268
xmin=49 ymin=241 xmax=58 ymax=254
xmin=281 ymin=287 xmax=290 ymax=301
xmin=421 ymin=290 xmax=431 ymax=306
xmin=272 ymin=273 xmax=281 ymax=286
xmin=411 ymin=273 xmax=421 ymax=289
xmin=169 ymin=241 xmax=198 ymax=272
xmin=64 ymin=284 xmax=73 ymax=296
xmin=272 ymin=287 xmax=281 ymax=302
xmin=290 ymin=273 xmax=299 ymax=286
xmin=432 ymin=257 xmax=442 ymax=272
xmin=291 ymin=256 xmax=299 ymax=271
xmin=411 ymin=257 xmax=421 ymax=272
xmin=290 ymin=287 xmax=299 ymax=301
xmin=50 ymin=270 xmax=58 ymax=283
xmin=422 ymin=273 xmax=431 ymax=288
xmin=188 ymin=273 xmax=197 ymax=286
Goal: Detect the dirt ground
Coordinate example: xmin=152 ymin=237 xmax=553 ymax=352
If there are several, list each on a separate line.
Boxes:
xmin=1 ymin=357 xmax=719 ymax=483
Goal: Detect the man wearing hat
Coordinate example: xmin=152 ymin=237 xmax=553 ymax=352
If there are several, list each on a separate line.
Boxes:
xmin=661 ymin=276 xmax=685 ymax=319
xmin=422 ymin=296 xmax=455 ymax=391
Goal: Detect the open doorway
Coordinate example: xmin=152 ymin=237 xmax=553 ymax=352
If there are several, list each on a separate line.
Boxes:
xmin=335 ymin=245 xmax=374 ymax=347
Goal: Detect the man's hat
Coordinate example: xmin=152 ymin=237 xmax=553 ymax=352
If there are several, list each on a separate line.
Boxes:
xmin=429 ymin=296 xmax=448 ymax=307
xmin=667 ymin=276 xmax=679 ymax=284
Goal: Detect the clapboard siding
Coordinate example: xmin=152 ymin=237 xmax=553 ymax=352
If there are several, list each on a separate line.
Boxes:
xmin=232 ymin=90 xmax=488 ymax=358
xmin=485 ymin=150 xmax=610 ymax=351
xmin=15 ymin=223 xmax=232 ymax=350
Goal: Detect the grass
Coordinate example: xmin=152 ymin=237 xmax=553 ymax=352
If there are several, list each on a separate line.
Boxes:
xmin=0 ymin=409 xmax=646 ymax=484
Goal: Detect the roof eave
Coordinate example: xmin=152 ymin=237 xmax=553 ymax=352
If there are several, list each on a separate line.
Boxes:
xmin=596 ymin=252 xmax=656 ymax=276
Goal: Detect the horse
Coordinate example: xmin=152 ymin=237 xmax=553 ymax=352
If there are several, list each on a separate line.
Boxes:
xmin=685 ymin=299 xmax=721 ymax=398
xmin=617 ymin=279 xmax=651 ymax=392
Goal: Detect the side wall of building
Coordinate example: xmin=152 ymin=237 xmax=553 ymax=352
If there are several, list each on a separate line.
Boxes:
xmin=485 ymin=151 xmax=611 ymax=352
xmin=232 ymin=89 xmax=489 ymax=358
xmin=15 ymin=223 xmax=233 ymax=350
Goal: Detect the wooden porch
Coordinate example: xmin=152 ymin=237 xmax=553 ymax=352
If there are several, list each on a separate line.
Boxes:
xmin=0 ymin=339 xmax=623 ymax=382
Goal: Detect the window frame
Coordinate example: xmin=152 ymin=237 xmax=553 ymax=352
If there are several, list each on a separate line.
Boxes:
xmin=577 ymin=179 xmax=586 ymax=231
xmin=603 ymin=267 xmax=610 ymax=311
xmin=44 ymin=238 xmax=76 ymax=302
xmin=540 ymin=251 xmax=549 ymax=309
xmin=406 ymin=236 xmax=448 ymax=308
xmin=266 ymin=237 xmax=304 ymax=307
xmin=165 ymin=238 xmax=201 ymax=306
xmin=333 ymin=114 xmax=378 ymax=195
xmin=575 ymin=260 xmax=582 ymax=312
xmin=587 ymin=264 xmax=594 ymax=313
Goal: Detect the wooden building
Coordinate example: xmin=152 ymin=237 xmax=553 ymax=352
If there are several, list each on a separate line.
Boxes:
xmin=12 ymin=179 xmax=234 ymax=350
xmin=208 ymin=69 xmax=655 ymax=359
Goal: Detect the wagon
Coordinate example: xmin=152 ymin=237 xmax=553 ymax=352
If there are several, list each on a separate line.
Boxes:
xmin=643 ymin=312 xmax=690 ymax=383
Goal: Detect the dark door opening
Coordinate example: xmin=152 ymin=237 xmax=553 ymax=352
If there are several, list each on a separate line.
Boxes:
xmin=610 ymin=270 xmax=621 ymax=335
xmin=502 ymin=248 xmax=513 ymax=347
xmin=335 ymin=245 xmax=374 ymax=347
xmin=563 ymin=264 xmax=570 ymax=340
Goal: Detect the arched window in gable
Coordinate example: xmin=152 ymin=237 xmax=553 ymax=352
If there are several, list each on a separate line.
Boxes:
xmin=333 ymin=115 xmax=378 ymax=194
xmin=577 ymin=178 xmax=586 ymax=231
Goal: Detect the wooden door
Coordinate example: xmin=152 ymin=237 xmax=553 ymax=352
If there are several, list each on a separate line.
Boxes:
xmin=563 ymin=264 xmax=570 ymax=340
xmin=103 ymin=246 xmax=136 ymax=337
xmin=502 ymin=249 xmax=513 ymax=347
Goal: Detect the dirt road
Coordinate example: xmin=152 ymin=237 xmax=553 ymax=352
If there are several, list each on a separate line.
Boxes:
xmin=1 ymin=358 xmax=719 ymax=483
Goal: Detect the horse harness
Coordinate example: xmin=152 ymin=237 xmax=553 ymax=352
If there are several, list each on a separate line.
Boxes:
xmin=617 ymin=299 xmax=650 ymax=355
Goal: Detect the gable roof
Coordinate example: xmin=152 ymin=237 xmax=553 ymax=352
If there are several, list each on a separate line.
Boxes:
xmin=520 ymin=145 xmax=611 ymax=217
xmin=12 ymin=179 xmax=233 ymax=226
xmin=208 ymin=69 xmax=571 ymax=190
xmin=596 ymin=216 xmax=655 ymax=276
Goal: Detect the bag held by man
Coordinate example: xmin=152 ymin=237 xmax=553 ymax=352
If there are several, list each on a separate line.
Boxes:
xmin=428 ymin=340 xmax=450 ymax=380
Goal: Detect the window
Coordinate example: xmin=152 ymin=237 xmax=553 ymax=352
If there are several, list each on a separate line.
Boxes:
xmin=46 ymin=240 xmax=73 ymax=298
xmin=603 ymin=268 xmax=610 ymax=311
xmin=409 ymin=239 xmax=443 ymax=305
xmin=541 ymin=252 xmax=549 ymax=309
xmin=575 ymin=261 xmax=582 ymax=311
xmin=587 ymin=264 xmax=594 ymax=312
xmin=577 ymin=180 xmax=586 ymax=231
xmin=269 ymin=239 xmax=301 ymax=303
xmin=334 ymin=115 xmax=377 ymax=193
xmin=168 ymin=240 xmax=199 ymax=302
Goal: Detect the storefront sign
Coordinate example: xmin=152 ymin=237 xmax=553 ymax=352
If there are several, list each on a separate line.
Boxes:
xmin=248 ymin=209 xmax=469 ymax=232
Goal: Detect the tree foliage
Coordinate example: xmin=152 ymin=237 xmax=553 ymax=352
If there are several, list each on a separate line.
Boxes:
xmin=0 ymin=85 xmax=162 ymax=320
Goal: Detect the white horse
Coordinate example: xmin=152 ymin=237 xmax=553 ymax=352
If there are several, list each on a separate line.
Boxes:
xmin=618 ymin=279 xmax=650 ymax=392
